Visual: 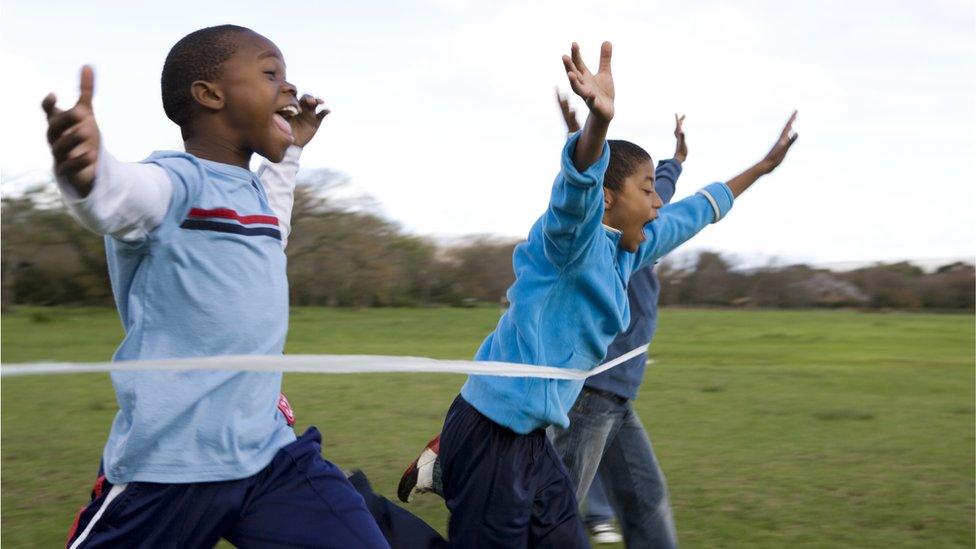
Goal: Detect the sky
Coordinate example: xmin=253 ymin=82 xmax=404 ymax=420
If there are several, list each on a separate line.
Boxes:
xmin=2 ymin=0 xmax=974 ymax=266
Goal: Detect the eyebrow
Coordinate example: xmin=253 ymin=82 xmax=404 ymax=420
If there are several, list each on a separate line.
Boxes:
xmin=257 ymin=50 xmax=283 ymax=61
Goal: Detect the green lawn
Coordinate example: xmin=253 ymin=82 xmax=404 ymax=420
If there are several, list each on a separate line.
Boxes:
xmin=2 ymin=307 xmax=974 ymax=547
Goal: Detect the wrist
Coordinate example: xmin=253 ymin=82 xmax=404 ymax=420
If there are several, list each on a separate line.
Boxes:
xmin=587 ymin=111 xmax=612 ymax=129
xmin=580 ymin=115 xmax=610 ymax=145
xmin=68 ymin=180 xmax=95 ymax=198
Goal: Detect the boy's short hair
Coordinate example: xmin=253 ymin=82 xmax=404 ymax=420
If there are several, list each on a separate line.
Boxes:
xmin=605 ymin=140 xmax=652 ymax=191
xmin=161 ymin=24 xmax=253 ymax=127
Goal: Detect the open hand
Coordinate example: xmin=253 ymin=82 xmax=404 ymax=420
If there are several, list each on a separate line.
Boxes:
xmin=555 ymin=88 xmax=581 ymax=133
xmin=561 ymin=42 xmax=614 ymax=123
xmin=761 ymin=110 xmax=798 ymax=173
xmin=673 ymin=113 xmax=687 ymax=163
xmin=41 ymin=66 xmax=100 ymax=193
xmin=291 ymin=94 xmax=330 ymax=148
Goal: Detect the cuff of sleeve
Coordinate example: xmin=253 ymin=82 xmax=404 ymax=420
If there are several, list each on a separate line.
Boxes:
xmin=273 ymin=145 xmax=302 ymax=174
xmin=56 ymin=174 xmax=86 ymax=201
xmin=696 ymin=182 xmax=734 ymax=223
xmin=261 ymin=144 xmax=302 ymax=181
xmin=282 ymin=144 xmax=302 ymax=164
xmin=559 ymin=131 xmax=611 ymax=188
xmin=657 ymin=157 xmax=683 ymax=176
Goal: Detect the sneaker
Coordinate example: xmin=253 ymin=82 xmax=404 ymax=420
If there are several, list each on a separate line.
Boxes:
xmin=397 ymin=434 xmax=441 ymax=503
xmin=590 ymin=522 xmax=623 ymax=544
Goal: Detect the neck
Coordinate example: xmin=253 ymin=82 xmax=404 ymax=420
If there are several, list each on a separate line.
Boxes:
xmin=183 ymin=133 xmax=251 ymax=169
xmin=601 ymin=213 xmax=619 ymax=232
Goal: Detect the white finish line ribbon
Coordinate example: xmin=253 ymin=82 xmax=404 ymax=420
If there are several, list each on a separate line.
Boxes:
xmin=1 ymin=344 xmax=650 ymax=379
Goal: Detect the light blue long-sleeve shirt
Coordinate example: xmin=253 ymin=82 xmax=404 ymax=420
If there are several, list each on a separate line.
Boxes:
xmin=103 ymin=152 xmax=295 ymax=483
xmin=460 ymin=133 xmax=733 ymax=433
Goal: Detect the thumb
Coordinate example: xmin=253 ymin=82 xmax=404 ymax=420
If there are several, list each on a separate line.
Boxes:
xmin=597 ymin=41 xmax=613 ymax=74
xmin=77 ymin=65 xmax=95 ymax=108
xmin=41 ymin=93 xmax=62 ymax=119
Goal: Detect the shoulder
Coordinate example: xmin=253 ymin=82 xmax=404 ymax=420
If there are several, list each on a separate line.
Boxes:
xmin=138 ymin=152 xmax=211 ymax=224
xmin=141 ymin=151 xmax=206 ymax=180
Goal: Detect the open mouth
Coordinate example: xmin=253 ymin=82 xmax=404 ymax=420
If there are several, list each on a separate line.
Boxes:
xmin=277 ymin=105 xmax=299 ymax=118
xmin=272 ymin=105 xmax=299 ymax=140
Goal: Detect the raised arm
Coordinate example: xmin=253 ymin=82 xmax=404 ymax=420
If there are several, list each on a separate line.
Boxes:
xmin=629 ymin=111 xmax=799 ymax=270
xmin=256 ymin=94 xmax=329 ymax=248
xmin=541 ymin=43 xmax=615 ymax=267
xmin=256 ymin=149 xmax=300 ymax=248
xmin=562 ymin=42 xmax=614 ymax=172
xmin=654 ymin=114 xmax=688 ymax=205
xmin=629 ymin=182 xmax=733 ymax=270
xmin=555 ymin=88 xmax=582 ymax=134
xmin=726 ymin=110 xmax=798 ymax=197
xmin=672 ymin=113 xmax=687 ymax=164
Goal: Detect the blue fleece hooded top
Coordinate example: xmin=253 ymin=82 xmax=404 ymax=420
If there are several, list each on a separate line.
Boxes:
xmin=460 ymin=133 xmax=733 ymax=434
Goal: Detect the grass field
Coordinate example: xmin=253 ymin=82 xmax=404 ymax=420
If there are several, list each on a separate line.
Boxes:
xmin=2 ymin=306 xmax=974 ymax=547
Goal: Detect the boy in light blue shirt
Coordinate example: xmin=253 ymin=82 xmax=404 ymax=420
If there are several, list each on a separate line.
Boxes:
xmin=47 ymin=25 xmax=399 ymax=548
xmin=400 ymin=42 xmax=798 ymax=547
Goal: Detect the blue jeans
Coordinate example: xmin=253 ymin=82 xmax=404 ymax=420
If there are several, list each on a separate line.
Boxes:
xmin=583 ymin=472 xmax=615 ymax=526
xmin=551 ymin=387 xmax=678 ymax=548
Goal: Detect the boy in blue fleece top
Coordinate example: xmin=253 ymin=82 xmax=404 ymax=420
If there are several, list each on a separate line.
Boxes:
xmin=401 ymin=41 xmax=798 ymax=548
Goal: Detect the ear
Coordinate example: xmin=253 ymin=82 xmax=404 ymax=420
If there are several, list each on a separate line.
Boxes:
xmin=190 ymin=80 xmax=224 ymax=111
xmin=603 ymin=187 xmax=615 ymax=212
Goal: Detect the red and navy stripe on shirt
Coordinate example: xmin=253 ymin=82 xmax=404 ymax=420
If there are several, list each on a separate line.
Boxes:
xmin=180 ymin=208 xmax=281 ymax=240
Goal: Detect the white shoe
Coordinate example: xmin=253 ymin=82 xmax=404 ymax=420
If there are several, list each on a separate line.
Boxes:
xmin=397 ymin=435 xmax=441 ymax=502
xmin=590 ymin=522 xmax=623 ymax=544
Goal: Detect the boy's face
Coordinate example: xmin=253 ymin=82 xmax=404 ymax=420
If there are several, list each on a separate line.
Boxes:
xmin=603 ymin=159 xmax=663 ymax=253
xmin=215 ymin=31 xmax=299 ymax=162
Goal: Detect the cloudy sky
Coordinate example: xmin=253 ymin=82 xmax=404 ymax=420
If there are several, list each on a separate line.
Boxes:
xmin=2 ymin=0 xmax=973 ymax=265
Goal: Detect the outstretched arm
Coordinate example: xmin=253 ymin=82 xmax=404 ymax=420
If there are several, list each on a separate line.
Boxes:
xmin=562 ymin=41 xmax=614 ymax=172
xmin=726 ymin=110 xmax=798 ymax=197
xmin=44 ymin=66 xmax=172 ymax=241
xmin=43 ymin=66 xmax=100 ymax=196
xmin=630 ymin=112 xmax=799 ymax=270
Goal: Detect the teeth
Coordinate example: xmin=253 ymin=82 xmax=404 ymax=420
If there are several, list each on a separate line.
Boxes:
xmin=277 ymin=105 xmax=299 ymax=117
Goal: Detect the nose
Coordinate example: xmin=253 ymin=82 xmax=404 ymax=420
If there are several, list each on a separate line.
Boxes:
xmin=282 ymin=80 xmax=297 ymax=97
xmin=647 ymin=194 xmax=662 ymax=219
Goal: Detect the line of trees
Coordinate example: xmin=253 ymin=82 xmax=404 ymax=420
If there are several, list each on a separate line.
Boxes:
xmin=657 ymin=252 xmax=974 ymax=310
xmin=2 ymin=173 xmax=972 ymax=311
